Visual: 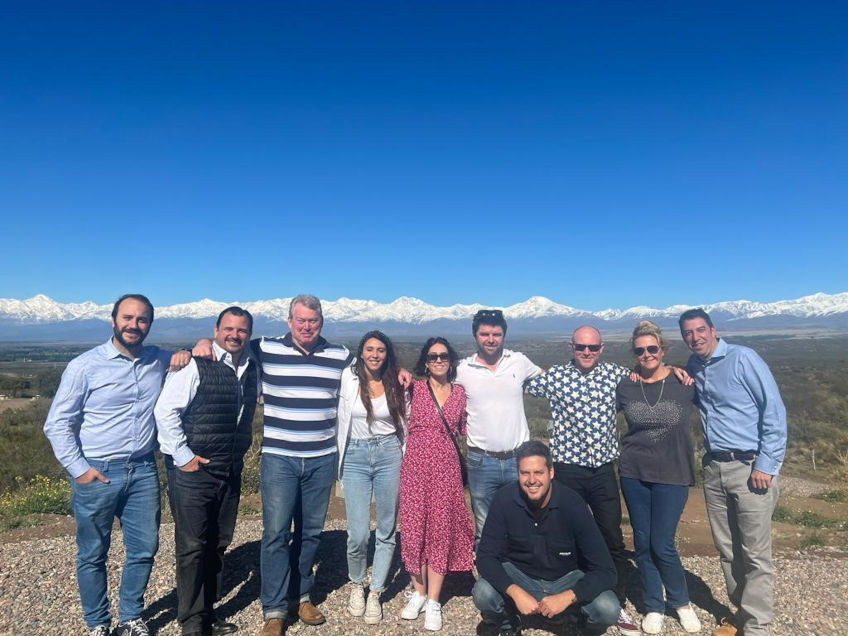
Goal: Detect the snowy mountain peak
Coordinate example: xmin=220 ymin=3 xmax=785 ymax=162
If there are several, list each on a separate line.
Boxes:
xmin=1 ymin=291 xmax=847 ymax=326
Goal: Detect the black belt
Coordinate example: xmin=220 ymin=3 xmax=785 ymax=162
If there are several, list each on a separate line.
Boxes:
xmin=467 ymin=446 xmax=518 ymax=460
xmin=707 ymin=450 xmax=756 ymax=462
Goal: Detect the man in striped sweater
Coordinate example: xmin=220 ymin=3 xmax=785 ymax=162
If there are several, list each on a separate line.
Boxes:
xmin=254 ymin=294 xmax=353 ymax=635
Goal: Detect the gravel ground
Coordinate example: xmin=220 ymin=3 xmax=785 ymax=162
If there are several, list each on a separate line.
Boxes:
xmin=1 ymin=516 xmax=846 ymax=636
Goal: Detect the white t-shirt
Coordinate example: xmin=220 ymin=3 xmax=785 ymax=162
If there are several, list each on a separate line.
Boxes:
xmin=350 ymin=392 xmax=397 ymax=438
xmin=456 ymin=349 xmax=542 ymax=452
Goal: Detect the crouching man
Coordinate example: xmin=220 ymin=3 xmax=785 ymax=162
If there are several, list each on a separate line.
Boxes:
xmin=472 ymin=440 xmax=619 ymax=636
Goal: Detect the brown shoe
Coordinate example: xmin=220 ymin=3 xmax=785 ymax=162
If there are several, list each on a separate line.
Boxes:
xmin=297 ymin=601 xmax=326 ymax=626
xmin=259 ymin=618 xmax=284 ymax=636
xmin=712 ymin=618 xmax=737 ymax=636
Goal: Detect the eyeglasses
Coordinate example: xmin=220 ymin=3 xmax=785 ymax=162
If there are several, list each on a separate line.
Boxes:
xmin=427 ymin=353 xmax=451 ymax=362
xmin=634 ymin=345 xmax=660 ymax=356
xmin=572 ymin=343 xmax=602 ymax=352
xmin=474 ymin=309 xmax=504 ymax=319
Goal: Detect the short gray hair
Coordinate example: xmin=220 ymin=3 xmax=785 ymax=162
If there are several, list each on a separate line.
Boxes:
xmin=288 ymin=294 xmax=323 ymax=319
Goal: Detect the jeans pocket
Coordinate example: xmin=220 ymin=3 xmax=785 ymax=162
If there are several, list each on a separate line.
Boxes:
xmin=466 ymin=451 xmax=483 ymax=469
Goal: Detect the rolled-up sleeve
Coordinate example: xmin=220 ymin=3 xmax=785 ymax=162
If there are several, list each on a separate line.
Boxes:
xmin=154 ymin=360 xmax=200 ymax=467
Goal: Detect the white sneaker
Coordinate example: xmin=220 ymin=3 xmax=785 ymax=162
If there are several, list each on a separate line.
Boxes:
xmin=641 ymin=612 xmax=664 ymax=634
xmin=676 ymin=605 xmax=702 ymax=633
xmin=423 ymin=599 xmax=442 ymax=631
xmin=347 ymin=582 xmax=365 ymax=617
xmin=364 ymin=591 xmax=382 ymax=624
xmin=400 ymin=590 xmax=427 ymax=620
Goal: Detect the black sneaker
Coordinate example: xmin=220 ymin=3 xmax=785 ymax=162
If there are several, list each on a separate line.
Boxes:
xmin=114 ymin=618 xmax=150 ymax=636
xmin=211 ymin=620 xmax=239 ymax=635
xmin=89 ymin=626 xmax=111 ymax=636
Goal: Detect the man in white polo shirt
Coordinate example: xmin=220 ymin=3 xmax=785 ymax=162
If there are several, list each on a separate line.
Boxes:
xmin=456 ymin=309 xmax=542 ymax=544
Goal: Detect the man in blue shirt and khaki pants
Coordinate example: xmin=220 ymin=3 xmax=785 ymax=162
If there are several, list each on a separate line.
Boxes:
xmin=679 ymin=308 xmax=787 ymax=636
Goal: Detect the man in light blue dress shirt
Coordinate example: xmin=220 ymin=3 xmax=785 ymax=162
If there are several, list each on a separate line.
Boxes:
xmin=679 ymin=308 xmax=787 ymax=636
xmin=44 ymin=294 xmax=172 ymax=636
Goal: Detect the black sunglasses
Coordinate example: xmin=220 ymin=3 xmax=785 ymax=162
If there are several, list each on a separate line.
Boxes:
xmin=572 ymin=343 xmax=602 ymax=352
xmin=634 ymin=345 xmax=661 ymax=356
xmin=474 ymin=309 xmax=504 ymax=319
xmin=427 ymin=353 xmax=451 ymax=362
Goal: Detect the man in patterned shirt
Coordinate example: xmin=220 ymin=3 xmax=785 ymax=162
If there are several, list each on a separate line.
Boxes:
xmin=526 ymin=325 xmax=638 ymax=636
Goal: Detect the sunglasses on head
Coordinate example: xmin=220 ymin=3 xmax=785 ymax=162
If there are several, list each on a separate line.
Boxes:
xmin=427 ymin=352 xmax=451 ymax=362
xmin=572 ymin=343 xmax=602 ymax=352
xmin=634 ymin=345 xmax=660 ymax=356
xmin=474 ymin=309 xmax=504 ymax=319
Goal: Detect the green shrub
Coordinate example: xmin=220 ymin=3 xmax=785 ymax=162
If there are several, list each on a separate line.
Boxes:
xmin=0 ymin=474 xmax=71 ymax=516
xmin=799 ymin=530 xmax=827 ymax=551
xmin=817 ymin=489 xmax=848 ymax=503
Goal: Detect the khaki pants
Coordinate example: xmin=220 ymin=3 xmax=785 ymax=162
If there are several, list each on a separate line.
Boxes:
xmin=703 ymin=458 xmax=779 ymax=636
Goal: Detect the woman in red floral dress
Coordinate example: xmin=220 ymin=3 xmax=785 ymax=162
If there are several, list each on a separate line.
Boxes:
xmin=399 ymin=336 xmax=474 ymax=631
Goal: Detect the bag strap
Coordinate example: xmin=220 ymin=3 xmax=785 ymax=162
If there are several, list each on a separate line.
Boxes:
xmin=427 ymin=381 xmax=455 ymax=440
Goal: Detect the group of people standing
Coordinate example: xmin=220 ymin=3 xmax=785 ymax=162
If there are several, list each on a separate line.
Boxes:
xmin=43 ymin=293 xmax=787 ymax=636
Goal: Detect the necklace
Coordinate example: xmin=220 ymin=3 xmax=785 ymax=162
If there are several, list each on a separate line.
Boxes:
xmin=639 ymin=376 xmax=665 ymax=409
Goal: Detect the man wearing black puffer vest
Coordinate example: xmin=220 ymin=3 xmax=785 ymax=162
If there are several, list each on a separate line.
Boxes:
xmin=155 ymin=306 xmax=258 ymax=636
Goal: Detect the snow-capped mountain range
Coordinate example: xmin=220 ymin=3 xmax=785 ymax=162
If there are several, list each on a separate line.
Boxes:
xmin=1 ymin=292 xmax=847 ymax=341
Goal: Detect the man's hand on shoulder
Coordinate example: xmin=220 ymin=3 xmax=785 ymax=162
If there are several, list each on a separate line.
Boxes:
xmin=169 ymin=350 xmax=193 ymax=372
xmin=74 ymin=467 xmax=110 ymax=484
xmin=192 ymin=338 xmax=216 ymax=360
xmin=750 ymin=469 xmax=773 ymax=492
xmin=178 ymin=455 xmax=210 ymax=472
xmin=398 ymin=367 xmax=413 ymax=389
xmin=668 ymin=364 xmax=694 ymax=386
xmin=538 ymin=589 xmax=576 ymax=618
xmin=506 ymin=584 xmax=539 ymax=615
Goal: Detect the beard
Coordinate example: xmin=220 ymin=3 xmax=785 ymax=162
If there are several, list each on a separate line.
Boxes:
xmin=113 ymin=325 xmax=147 ymax=350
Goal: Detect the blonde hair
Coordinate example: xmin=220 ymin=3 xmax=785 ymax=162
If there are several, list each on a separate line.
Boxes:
xmin=630 ymin=320 xmax=668 ymax=352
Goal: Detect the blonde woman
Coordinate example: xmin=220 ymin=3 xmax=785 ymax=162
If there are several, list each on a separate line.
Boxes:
xmin=616 ymin=321 xmax=701 ymax=634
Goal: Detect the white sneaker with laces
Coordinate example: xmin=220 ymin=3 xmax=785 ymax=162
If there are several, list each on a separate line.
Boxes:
xmin=423 ymin=599 xmax=442 ymax=631
xmin=364 ymin=592 xmax=382 ymax=624
xmin=641 ymin=612 xmax=665 ymax=634
xmin=347 ymin=582 xmax=365 ymax=617
xmin=676 ymin=604 xmax=702 ymax=633
xmin=400 ymin=590 xmax=428 ymax=620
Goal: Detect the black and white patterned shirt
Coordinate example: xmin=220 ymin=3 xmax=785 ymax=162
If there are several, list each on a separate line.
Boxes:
xmin=526 ymin=360 xmax=629 ymax=467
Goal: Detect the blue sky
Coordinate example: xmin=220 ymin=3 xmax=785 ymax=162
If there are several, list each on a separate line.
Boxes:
xmin=1 ymin=1 xmax=846 ymax=311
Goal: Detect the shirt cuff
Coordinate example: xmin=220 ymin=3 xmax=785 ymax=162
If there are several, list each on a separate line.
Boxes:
xmin=172 ymin=447 xmax=196 ymax=467
xmin=753 ymin=456 xmax=780 ymax=475
xmin=68 ymin=458 xmax=92 ymax=479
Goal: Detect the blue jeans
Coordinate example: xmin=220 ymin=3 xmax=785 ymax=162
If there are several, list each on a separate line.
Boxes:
xmin=70 ymin=455 xmax=160 ymax=629
xmin=472 ymin=562 xmax=620 ymax=636
xmin=340 ymin=435 xmax=402 ymax=593
xmin=466 ymin=449 xmax=517 ymax=545
xmin=260 ymin=452 xmax=335 ymax=619
xmin=620 ymin=477 xmax=690 ymax=612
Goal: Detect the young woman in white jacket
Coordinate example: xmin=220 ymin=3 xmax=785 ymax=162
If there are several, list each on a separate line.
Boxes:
xmin=336 ymin=330 xmax=408 ymax=625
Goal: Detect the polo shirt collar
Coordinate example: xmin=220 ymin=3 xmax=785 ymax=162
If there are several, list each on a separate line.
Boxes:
xmin=282 ymin=332 xmax=329 ymax=354
xmin=467 ymin=348 xmax=513 ymax=368
xmin=510 ymin=481 xmax=561 ymax=513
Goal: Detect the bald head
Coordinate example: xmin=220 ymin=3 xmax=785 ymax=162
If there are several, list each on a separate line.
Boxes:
xmin=570 ymin=325 xmax=604 ymax=374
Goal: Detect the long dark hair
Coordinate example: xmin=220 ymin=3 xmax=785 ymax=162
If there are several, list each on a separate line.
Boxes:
xmin=414 ymin=336 xmax=459 ymax=382
xmin=354 ymin=330 xmax=406 ymax=433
